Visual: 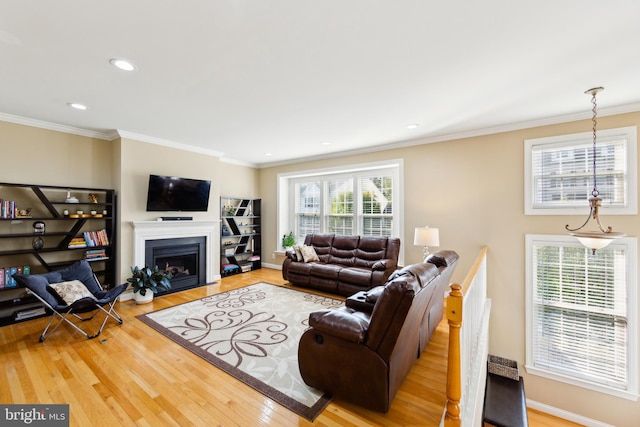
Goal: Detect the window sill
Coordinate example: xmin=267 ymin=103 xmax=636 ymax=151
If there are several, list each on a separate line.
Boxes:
xmin=525 ymin=364 xmax=639 ymax=401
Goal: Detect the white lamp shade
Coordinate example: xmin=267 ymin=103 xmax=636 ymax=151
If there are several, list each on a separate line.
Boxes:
xmin=414 ymin=227 xmax=440 ymax=247
xmin=575 ymin=236 xmax=614 ymax=251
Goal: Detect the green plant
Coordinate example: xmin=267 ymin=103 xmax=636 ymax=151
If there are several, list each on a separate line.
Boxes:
xmin=282 ymin=231 xmax=296 ymax=248
xmin=127 ymin=265 xmax=173 ymax=296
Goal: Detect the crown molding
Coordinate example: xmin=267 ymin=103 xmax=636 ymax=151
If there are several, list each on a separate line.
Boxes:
xmin=0 ymin=112 xmax=112 ymax=140
xmin=114 ymin=130 xmax=224 ymax=158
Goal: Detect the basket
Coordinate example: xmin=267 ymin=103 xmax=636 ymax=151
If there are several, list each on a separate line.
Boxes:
xmin=487 ymin=354 xmax=519 ymax=381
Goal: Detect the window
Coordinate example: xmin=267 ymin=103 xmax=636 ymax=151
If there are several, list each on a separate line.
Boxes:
xmin=524 ymin=126 xmax=637 ymax=215
xmin=278 ymin=160 xmax=402 ymax=257
xmin=525 ymin=234 xmax=638 ymax=399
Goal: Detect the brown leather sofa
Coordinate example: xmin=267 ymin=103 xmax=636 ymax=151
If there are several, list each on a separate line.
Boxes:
xmin=282 ymin=234 xmax=401 ymax=297
xmin=298 ymin=250 xmax=459 ymax=412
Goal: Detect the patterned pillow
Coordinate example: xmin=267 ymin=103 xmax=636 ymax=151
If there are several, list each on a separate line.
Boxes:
xmin=293 ymin=245 xmax=304 ymax=261
xmin=48 ymin=280 xmax=96 ymax=305
xmin=300 ymin=245 xmax=320 ymax=263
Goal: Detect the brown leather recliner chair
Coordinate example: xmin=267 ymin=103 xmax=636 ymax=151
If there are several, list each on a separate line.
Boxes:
xmin=298 ymin=262 xmax=442 ymax=412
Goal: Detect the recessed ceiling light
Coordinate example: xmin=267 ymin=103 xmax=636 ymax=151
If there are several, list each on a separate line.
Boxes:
xmin=322 ymin=141 xmax=331 ymax=145
xmin=407 ymin=124 xmax=419 ymax=129
xmin=68 ymin=102 xmax=88 ymax=110
xmin=110 ymin=58 xmax=137 ymax=71
xmin=264 ymin=152 xmax=272 ymax=156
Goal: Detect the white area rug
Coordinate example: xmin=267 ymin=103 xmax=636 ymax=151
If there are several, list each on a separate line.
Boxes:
xmin=137 ymin=282 xmax=342 ymax=420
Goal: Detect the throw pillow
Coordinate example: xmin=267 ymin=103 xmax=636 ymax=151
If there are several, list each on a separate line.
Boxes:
xmin=300 ymin=245 xmax=320 ymax=263
xmin=293 ymin=245 xmax=303 ymax=261
xmin=48 ymin=280 xmax=96 ymax=305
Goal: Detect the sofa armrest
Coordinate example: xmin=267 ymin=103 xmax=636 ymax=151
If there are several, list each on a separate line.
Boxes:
xmin=309 ymin=309 xmax=369 ymax=343
xmin=372 ymin=259 xmax=394 ymax=271
xmin=285 ymin=249 xmax=298 ymax=261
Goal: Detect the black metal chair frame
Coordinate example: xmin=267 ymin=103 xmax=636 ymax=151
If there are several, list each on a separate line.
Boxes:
xmin=28 ymin=283 xmax=128 ymax=342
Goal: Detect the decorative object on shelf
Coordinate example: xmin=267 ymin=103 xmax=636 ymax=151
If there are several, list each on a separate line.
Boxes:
xmin=223 ymin=204 xmax=236 ymax=216
xmin=16 ymin=208 xmax=32 ymax=218
xmin=565 ymin=87 xmax=626 ymax=254
xmin=32 ymin=236 xmax=44 ymax=250
xmin=413 ymin=226 xmax=439 ymax=260
xmin=88 ymin=193 xmax=99 ymax=203
xmin=31 ymin=221 xmax=46 ymax=250
xmin=33 ymin=221 xmax=45 ymax=234
xmin=282 ymin=231 xmax=296 ymax=249
xmin=63 ymin=209 xmax=69 ymax=216
xmin=126 ymin=265 xmax=173 ymax=304
xmin=65 ymin=190 xmax=79 ymax=203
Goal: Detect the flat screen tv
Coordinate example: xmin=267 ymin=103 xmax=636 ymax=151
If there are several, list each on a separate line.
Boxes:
xmin=146 ymin=175 xmax=211 ymax=212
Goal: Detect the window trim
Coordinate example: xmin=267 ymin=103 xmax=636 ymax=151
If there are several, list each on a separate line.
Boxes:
xmin=525 ymin=234 xmax=638 ymax=400
xmin=277 ymin=159 xmax=404 ymax=263
xmin=524 ymin=126 xmax=637 ymax=215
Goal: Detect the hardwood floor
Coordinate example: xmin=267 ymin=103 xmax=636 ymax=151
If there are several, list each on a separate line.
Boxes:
xmin=0 ymin=268 xmax=581 ymax=426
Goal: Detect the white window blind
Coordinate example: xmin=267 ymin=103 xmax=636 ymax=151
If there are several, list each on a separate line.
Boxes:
xmin=360 ymin=175 xmax=393 ymax=236
xmin=294 ymin=181 xmax=321 ymax=242
xmin=531 ymin=139 xmax=626 ymax=208
xmin=524 ymin=126 xmax=637 ymax=215
xmin=526 ymin=235 xmax=638 ymax=398
xmin=283 ymin=160 xmax=401 ymax=246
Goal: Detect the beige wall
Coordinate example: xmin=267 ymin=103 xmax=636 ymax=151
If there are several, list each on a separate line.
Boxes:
xmin=0 ymin=121 xmax=112 ymax=188
xmin=2 ymin=112 xmax=640 ymax=425
xmin=116 ymin=138 xmax=224 ymax=282
xmin=259 ymin=112 xmax=640 ymax=426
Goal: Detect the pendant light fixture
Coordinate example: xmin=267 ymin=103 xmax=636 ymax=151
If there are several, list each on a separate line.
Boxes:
xmin=565 ymin=87 xmax=625 ymax=254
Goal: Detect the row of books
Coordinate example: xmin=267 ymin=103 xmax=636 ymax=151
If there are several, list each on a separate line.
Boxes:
xmin=83 ymin=229 xmax=109 ymax=247
xmin=0 ymin=198 xmax=18 ymax=219
xmin=0 ymin=266 xmax=30 ymax=289
xmin=85 ymin=249 xmax=108 ymax=261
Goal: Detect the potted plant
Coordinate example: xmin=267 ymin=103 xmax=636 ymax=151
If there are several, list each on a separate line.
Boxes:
xmin=127 ymin=265 xmax=173 ymax=304
xmin=282 ymin=231 xmax=296 ymax=250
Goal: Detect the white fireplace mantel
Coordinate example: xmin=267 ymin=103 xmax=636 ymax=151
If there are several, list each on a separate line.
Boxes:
xmin=131 ymin=220 xmax=220 ymax=283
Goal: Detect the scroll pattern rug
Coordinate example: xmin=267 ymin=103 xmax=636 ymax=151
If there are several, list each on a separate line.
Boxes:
xmin=137 ymin=282 xmax=343 ymax=421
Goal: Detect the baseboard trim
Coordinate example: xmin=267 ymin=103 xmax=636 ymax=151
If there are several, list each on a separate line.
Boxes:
xmin=527 ymin=399 xmax=615 ymax=427
xmin=261 ymin=262 xmax=282 ymax=270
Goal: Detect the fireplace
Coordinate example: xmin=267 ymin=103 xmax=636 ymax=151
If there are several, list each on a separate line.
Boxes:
xmin=131 ymin=220 xmax=219 ymax=297
xmin=145 ymin=236 xmax=206 ymax=294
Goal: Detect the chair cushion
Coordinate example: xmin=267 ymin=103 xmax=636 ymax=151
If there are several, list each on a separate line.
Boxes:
xmin=48 ymin=280 xmax=96 ymax=305
xmin=13 ymin=260 xmax=102 ymax=307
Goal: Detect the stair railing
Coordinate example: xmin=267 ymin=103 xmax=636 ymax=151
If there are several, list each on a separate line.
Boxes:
xmin=442 ymin=247 xmax=491 ymax=427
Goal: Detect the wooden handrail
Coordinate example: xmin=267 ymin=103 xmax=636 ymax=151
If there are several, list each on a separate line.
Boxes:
xmin=444 ymin=246 xmax=489 ymax=427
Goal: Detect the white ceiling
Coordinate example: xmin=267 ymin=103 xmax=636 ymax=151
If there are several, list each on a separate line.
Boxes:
xmin=2 ymin=1 xmax=640 ymax=167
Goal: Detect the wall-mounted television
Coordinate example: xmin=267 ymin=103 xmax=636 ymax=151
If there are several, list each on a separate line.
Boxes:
xmin=146 ymin=175 xmax=211 ymax=212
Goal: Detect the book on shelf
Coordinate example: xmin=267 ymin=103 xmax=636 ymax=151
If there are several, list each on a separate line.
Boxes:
xmin=85 ymin=249 xmax=107 ymax=261
xmin=0 ymin=265 xmax=30 ymax=288
xmin=0 ymin=198 xmax=17 ymax=219
xmin=68 ymin=236 xmax=87 ymax=248
xmin=83 ymin=229 xmax=109 ymax=247
xmin=15 ymin=307 xmax=46 ymax=320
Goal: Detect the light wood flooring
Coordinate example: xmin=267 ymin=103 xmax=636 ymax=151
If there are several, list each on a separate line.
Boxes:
xmin=0 ymin=268 xmax=582 ymax=426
